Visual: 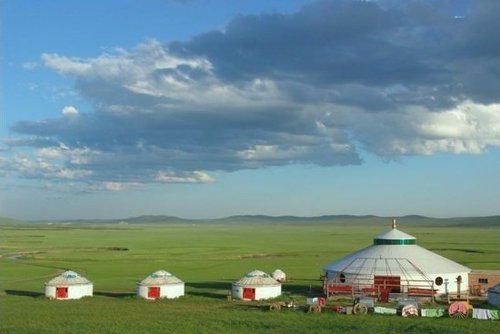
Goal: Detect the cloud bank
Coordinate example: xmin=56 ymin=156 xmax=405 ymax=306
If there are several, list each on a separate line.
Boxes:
xmin=3 ymin=0 xmax=500 ymax=191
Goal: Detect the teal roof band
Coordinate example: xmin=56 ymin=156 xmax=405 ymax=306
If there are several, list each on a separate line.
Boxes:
xmin=374 ymin=239 xmax=416 ymax=245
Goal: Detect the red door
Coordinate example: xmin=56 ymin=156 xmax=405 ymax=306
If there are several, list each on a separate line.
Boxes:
xmin=242 ymin=288 xmax=255 ymax=300
xmin=148 ymin=286 xmax=160 ymax=299
xmin=56 ymin=287 xmax=68 ymax=299
xmin=374 ymin=276 xmax=401 ymax=293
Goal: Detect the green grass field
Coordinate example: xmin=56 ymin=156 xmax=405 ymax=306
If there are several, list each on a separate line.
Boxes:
xmin=1 ymin=218 xmax=499 ymax=333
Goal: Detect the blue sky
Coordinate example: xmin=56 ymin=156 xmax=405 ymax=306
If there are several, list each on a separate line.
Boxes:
xmin=1 ymin=0 xmax=499 ymax=220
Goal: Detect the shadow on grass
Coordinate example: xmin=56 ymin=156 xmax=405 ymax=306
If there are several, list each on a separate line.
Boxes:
xmin=230 ymin=302 xmax=269 ymax=312
xmin=184 ymin=280 xmax=324 ymax=300
xmin=94 ymin=291 xmax=135 ymax=298
xmin=282 ymin=283 xmax=324 ymax=297
xmin=5 ymin=290 xmax=44 ymax=298
xmin=186 ymin=281 xmax=233 ymax=290
xmin=185 ymin=281 xmax=232 ymax=300
xmin=231 ymin=302 xmax=309 ymax=313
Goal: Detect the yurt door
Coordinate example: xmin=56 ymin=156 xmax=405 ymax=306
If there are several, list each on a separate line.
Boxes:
xmin=374 ymin=276 xmax=401 ymax=293
xmin=243 ymin=288 xmax=255 ymax=300
xmin=148 ymin=287 xmax=160 ymax=299
xmin=56 ymin=287 xmax=68 ymax=299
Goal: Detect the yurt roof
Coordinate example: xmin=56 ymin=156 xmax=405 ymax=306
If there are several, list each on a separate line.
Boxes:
xmin=138 ymin=270 xmax=183 ymax=286
xmin=45 ymin=271 xmax=91 ymax=286
xmin=488 ymin=284 xmax=500 ymax=293
xmin=373 ymin=229 xmax=416 ymax=244
xmin=323 ymin=224 xmax=471 ymax=276
xmin=234 ymin=270 xmax=280 ymax=287
xmin=272 ymin=269 xmax=286 ymax=276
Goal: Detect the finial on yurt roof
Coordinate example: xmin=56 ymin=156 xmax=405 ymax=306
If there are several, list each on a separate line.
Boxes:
xmin=392 ymin=218 xmax=397 ymax=229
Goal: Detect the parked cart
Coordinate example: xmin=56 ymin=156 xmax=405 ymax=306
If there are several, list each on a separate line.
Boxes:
xmin=352 ymin=297 xmax=374 ymax=315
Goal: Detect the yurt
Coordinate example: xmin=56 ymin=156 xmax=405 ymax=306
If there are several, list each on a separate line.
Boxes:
xmin=323 ymin=220 xmax=471 ymax=297
xmin=232 ymin=270 xmax=281 ymax=301
xmin=272 ymin=269 xmax=287 ymax=282
xmin=45 ymin=270 xmax=93 ymax=300
xmin=488 ymin=284 xmax=500 ymax=306
xmin=136 ymin=270 xmax=184 ymax=300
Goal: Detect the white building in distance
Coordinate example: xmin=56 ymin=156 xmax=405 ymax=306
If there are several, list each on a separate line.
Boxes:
xmin=136 ymin=270 xmax=184 ymax=300
xmin=232 ymin=270 xmax=281 ymax=301
xmin=45 ymin=271 xmax=93 ymax=300
xmin=272 ymin=269 xmax=287 ymax=282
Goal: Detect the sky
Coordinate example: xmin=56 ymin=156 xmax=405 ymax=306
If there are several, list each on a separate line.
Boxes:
xmin=1 ymin=0 xmax=499 ymax=220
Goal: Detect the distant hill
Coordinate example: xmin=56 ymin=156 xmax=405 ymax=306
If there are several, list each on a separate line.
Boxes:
xmin=121 ymin=215 xmax=190 ymax=224
xmin=0 ymin=214 xmax=498 ymax=228
xmin=217 ymin=214 xmax=380 ymax=225
xmin=0 ymin=216 xmax=25 ymax=225
xmin=25 ymin=215 xmax=190 ymax=225
xmin=441 ymin=216 xmax=500 ymax=228
xmin=56 ymin=214 xmax=500 ymax=228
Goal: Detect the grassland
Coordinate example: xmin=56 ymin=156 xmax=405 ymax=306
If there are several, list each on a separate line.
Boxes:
xmin=1 ymin=217 xmax=499 ymax=333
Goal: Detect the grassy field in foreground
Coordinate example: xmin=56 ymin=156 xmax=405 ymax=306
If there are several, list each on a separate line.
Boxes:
xmin=1 ymin=219 xmax=499 ymax=333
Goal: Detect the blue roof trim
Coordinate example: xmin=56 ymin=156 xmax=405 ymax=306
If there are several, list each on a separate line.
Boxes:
xmin=374 ymin=238 xmax=416 ymax=245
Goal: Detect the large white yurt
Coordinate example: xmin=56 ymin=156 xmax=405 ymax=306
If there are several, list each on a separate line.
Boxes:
xmin=45 ymin=270 xmax=93 ymax=300
xmin=323 ymin=220 xmax=471 ymax=296
xmin=232 ymin=270 xmax=281 ymax=301
xmin=136 ymin=270 xmax=184 ymax=300
xmin=488 ymin=284 xmax=500 ymax=306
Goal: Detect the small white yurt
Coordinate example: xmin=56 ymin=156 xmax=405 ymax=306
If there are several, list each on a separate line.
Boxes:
xmin=488 ymin=284 xmax=500 ymax=307
xmin=45 ymin=270 xmax=93 ymax=300
xmin=272 ymin=269 xmax=287 ymax=282
xmin=323 ymin=219 xmax=471 ymax=296
xmin=232 ymin=270 xmax=281 ymax=301
xmin=136 ymin=270 xmax=184 ymax=300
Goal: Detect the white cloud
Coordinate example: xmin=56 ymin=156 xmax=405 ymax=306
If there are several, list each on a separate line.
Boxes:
xmin=349 ymin=100 xmax=500 ymax=155
xmin=42 ymin=53 xmax=92 ymax=76
xmin=102 ymin=182 xmax=126 ymax=191
xmin=55 ymin=168 xmax=92 ymax=179
xmin=1 ymin=154 xmax=92 ymax=180
xmin=22 ymin=62 xmax=38 ymax=70
xmin=43 ymin=40 xmax=287 ymax=115
xmin=35 ymin=146 xmax=98 ymax=165
xmin=66 ymin=147 xmax=98 ymax=165
xmin=418 ymin=101 xmax=500 ymax=140
xmin=6 ymin=1 xmax=500 ymax=193
xmin=408 ymin=101 xmax=500 ymax=154
xmin=156 ymin=171 xmax=214 ymax=184
xmin=36 ymin=147 xmax=65 ymax=160
xmin=97 ymin=182 xmax=140 ymax=192
xmin=238 ymin=144 xmax=307 ymax=161
xmin=43 ymin=40 xmax=211 ymax=87
xmin=19 ymin=36 xmax=500 ymax=191
xmin=62 ymin=105 xmax=79 ymax=116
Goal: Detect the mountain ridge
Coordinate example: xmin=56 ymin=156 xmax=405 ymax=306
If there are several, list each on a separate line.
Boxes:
xmin=1 ymin=214 xmax=499 ymax=228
